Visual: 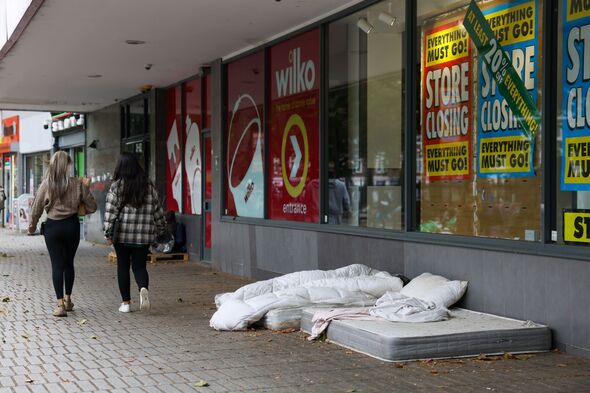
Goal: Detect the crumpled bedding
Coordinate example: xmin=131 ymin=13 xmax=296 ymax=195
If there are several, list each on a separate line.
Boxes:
xmin=370 ymin=291 xmax=449 ymax=322
xmin=307 ymin=292 xmax=450 ymax=340
xmin=215 ymin=264 xmax=391 ymax=307
xmin=210 ymin=264 xmax=404 ymax=331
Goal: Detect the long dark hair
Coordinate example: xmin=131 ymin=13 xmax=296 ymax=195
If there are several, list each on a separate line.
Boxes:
xmin=113 ymin=153 xmax=148 ymax=208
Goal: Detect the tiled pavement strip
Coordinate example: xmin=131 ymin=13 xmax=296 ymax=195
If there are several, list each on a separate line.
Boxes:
xmin=1 ymin=229 xmax=590 ymax=393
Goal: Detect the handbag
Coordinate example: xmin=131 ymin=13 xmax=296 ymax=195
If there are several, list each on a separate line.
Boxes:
xmin=78 ymin=180 xmax=87 ymax=217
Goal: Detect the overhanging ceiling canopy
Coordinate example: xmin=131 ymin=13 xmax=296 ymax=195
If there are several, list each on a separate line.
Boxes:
xmin=0 ymin=0 xmax=361 ymax=112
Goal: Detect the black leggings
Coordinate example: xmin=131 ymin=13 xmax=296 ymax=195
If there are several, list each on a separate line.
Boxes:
xmin=114 ymin=244 xmax=150 ymax=302
xmin=44 ymin=215 xmax=80 ymax=300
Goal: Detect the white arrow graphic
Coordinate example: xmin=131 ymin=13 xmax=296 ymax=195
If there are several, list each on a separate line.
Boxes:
xmin=290 ymin=135 xmax=301 ymax=179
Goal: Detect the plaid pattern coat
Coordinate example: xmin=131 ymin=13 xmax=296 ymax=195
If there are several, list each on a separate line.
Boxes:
xmin=103 ymin=180 xmax=166 ymax=245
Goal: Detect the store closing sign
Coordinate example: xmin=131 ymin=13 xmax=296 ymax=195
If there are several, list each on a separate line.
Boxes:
xmin=463 ymin=0 xmax=541 ymax=178
xmin=563 ymin=210 xmax=590 ymax=244
xmin=422 ymin=19 xmax=472 ymax=181
xmin=561 ymin=0 xmax=590 ymax=191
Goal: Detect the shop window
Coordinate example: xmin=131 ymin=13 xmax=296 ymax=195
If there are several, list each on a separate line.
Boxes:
xmin=24 ymin=152 xmax=49 ymax=194
xmin=205 ymin=73 xmax=212 ymax=129
xmin=121 ymin=97 xmax=150 ymax=170
xmin=268 ymin=29 xmax=321 ymax=223
xmin=165 ymin=87 xmax=183 ymax=212
xmin=225 ymin=52 xmax=265 ymax=218
xmin=556 ymin=0 xmax=590 ymax=245
xmin=417 ymin=0 xmax=543 ymax=240
xmin=184 ymin=78 xmax=203 ymax=215
xmin=326 ymin=0 xmax=405 ymax=229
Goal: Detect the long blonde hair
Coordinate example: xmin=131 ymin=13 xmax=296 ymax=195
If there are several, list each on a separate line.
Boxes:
xmin=46 ymin=151 xmax=72 ymax=203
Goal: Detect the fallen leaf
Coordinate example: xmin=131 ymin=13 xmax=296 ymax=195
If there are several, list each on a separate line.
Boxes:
xmin=21 ymin=335 xmax=28 ymax=340
xmin=77 ymin=319 xmax=87 ymax=326
xmin=176 ymin=298 xmax=183 ymax=303
xmin=25 ymin=378 xmax=33 ymax=383
xmin=503 ymin=352 xmax=517 ymax=360
xmin=1 ymin=297 xmax=10 ymax=302
xmin=195 ymin=379 xmax=209 ymax=387
xmin=277 ymin=328 xmax=297 ymax=334
xmin=90 ymin=336 xmax=97 ymax=340
xmin=394 ymin=363 xmax=404 ymax=369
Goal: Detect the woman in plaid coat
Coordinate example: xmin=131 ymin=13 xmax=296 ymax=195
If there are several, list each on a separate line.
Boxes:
xmin=104 ymin=153 xmax=167 ymax=313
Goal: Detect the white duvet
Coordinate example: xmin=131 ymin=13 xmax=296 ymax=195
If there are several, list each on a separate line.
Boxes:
xmin=210 ymin=264 xmax=404 ymax=331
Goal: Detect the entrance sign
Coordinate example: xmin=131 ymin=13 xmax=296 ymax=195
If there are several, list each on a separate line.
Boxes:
xmin=561 ymin=0 xmax=590 ymax=190
xmin=268 ymin=29 xmax=320 ymax=222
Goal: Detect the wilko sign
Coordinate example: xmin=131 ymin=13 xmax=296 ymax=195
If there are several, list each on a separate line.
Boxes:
xmin=269 ymin=29 xmax=320 ymax=223
xmin=275 ymin=47 xmax=316 ymax=98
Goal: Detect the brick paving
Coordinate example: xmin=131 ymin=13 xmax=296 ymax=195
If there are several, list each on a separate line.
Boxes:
xmin=1 ymin=228 xmax=590 ymax=393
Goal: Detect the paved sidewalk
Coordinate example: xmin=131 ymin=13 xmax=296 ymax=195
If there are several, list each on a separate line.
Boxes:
xmin=1 ymin=229 xmax=590 ymax=393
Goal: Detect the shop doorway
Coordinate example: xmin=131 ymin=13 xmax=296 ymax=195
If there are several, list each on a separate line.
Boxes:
xmin=202 ymin=132 xmax=212 ymax=261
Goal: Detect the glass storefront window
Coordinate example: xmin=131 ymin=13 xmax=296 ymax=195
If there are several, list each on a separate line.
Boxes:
xmin=417 ymin=0 xmax=543 ymax=241
xmin=225 ymin=52 xmax=265 ymax=218
xmin=24 ymin=152 xmax=49 ymax=194
xmin=127 ymin=100 xmax=147 ymax=137
xmin=165 ymin=86 xmax=183 ymax=212
xmin=327 ymin=0 xmax=405 ymax=229
xmin=184 ymin=78 xmax=203 ymax=215
xmin=556 ymin=1 xmax=590 ymax=245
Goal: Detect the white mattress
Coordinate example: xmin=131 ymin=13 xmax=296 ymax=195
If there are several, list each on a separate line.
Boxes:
xmin=300 ymin=308 xmax=551 ymax=362
xmin=258 ymin=305 xmax=340 ymax=330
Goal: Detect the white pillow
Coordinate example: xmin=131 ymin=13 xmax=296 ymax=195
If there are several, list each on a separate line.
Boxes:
xmin=400 ymin=272 xmax=468 ymax=308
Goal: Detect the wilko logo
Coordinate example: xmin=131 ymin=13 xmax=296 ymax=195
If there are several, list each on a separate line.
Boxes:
xmin=275 ymin=47 xmax=316 ymax=98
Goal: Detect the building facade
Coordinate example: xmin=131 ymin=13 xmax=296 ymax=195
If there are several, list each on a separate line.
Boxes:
xmin=2 ymin=0 xmax=588 ymax=358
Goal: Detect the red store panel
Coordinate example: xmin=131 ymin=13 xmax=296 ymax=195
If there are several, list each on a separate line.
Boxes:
xmin=225 ymin=51 xmax=265 ymax=218
xmin=165 ymin=86 xmax=182 ymax=212
xmin=268 ymin=28 xmax=320 ymax=223
xmin=184 ymin=79 xmax=202 ymax=215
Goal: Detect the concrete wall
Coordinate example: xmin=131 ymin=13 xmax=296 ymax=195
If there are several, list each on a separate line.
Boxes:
xmin=85 ymin=103 xmax=120 ymax=243
xmin=405 ymin=243 xmax=590 ymax=358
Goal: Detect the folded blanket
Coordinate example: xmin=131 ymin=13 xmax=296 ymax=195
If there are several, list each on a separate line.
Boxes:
xmin=308 ymin=308 xmax=381 ymax=340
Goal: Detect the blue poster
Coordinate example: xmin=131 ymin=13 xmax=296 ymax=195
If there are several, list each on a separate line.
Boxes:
xmin=561 ymin=1 xmax=590 ymax=191
xmin=477 ymin=0 xmax=538 ymax=178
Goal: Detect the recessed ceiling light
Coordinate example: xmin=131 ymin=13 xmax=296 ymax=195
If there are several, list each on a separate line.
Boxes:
xmin=125 ymin=39 xmax=146 ymax=45
xmin=87 ymin=74 xmax=102 ymax=78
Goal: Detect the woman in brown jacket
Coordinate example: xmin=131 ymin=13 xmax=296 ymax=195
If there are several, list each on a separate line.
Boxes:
xmin=29 ymin=151 xmax=97 ymax=317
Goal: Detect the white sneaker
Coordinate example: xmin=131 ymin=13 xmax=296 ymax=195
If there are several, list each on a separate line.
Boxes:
xmin=118 ymin=303 xmax=130 ymax=313
xmin=139 ymin=288 xmax=150 ymax=311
